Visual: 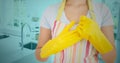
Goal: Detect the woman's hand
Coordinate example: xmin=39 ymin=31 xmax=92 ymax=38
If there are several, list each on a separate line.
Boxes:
xmin=77 ymin=16 xmax=114 ymax=54
xmin=78 ymin=16 xmax=116 ymax=63
xmin=40 ymin=21 xmax=82 ymax=58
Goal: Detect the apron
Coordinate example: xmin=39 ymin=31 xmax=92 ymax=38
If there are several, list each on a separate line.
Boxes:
xmin=51 ymin=0 xmax=98 ymax=63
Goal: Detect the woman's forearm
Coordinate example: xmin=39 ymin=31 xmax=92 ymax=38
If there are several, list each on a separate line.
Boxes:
xmin=35 ymin=27 xmax=51 ymax=62
xmin=101 ymin=26 xmax=116 ymax=63
xmin=101 ymin=47 xmax=116 ymax=63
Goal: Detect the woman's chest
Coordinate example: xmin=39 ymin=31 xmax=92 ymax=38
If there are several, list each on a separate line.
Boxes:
xmin=64 ymin=6 xmax=89 ymax=22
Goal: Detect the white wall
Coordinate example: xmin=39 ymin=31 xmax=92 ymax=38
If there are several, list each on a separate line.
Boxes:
xmin=0 ymin=0 xmax=61 ymax=36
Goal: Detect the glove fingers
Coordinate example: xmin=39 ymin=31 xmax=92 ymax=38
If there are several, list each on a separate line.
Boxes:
xmin=61 ymin=21 xmax=75 ymax=34
xmin=80 ymin=16 xmax=91 ymax=23
xmin=80 ymin=16 xmax=99 ymax=28
xmin=79 ymin=16 xmax=93 ymax=28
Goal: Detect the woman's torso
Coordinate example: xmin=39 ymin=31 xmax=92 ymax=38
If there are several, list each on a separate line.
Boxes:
xmin=41 ymin=2 xmax=108 ymax=63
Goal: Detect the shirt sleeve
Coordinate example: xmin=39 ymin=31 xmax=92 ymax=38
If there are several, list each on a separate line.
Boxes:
xmin=101 ymin=4 xmax=114 ymax=27
xmin=40 ymin=7 xmax=51 ymax=29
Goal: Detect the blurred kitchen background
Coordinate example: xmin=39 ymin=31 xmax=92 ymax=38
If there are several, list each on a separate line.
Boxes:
xmin=0 ymin=0 xmax=120 ymax=63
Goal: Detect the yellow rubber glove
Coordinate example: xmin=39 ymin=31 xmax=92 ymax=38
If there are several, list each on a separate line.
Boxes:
xmin=40 ymin=21 xmax=82 ymax=58
xmin=77 ymin=16 xmax=113 ymax=54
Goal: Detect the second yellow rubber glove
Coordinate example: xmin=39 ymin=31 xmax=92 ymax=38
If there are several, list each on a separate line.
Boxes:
xmin=77 ymin=16 xmax=113 ymax=54
xmin=40 ymin=21 xmax=82 ymax=58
